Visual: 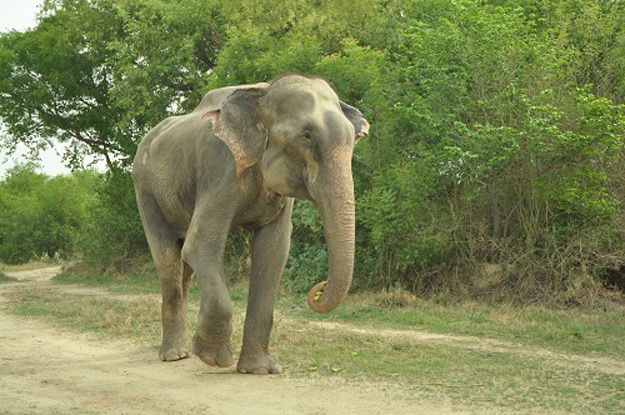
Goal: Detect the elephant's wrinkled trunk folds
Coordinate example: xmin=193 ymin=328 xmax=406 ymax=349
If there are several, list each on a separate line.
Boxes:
xmin=306 ymin=152 xmax=355 ymax=314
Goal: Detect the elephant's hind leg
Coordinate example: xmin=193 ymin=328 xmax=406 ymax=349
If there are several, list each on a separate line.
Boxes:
xmin=158 ymin=258 xmax=193 ymax=361
xmin=137 ymin=193 xmax=191 ymax=361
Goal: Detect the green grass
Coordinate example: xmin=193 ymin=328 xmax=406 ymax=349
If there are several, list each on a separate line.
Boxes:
xmin=52 ymin=266 xmax=625 ymax=359
xmin=5 ymin=265 xmax=625 ymax=415
xmin=53 ymin=265 xmax=249 ymax=306
xmin=53 ymin=267 xmax=161 ymax=294
xmin=274 ymin=327 xmax=624 ymax=414
xmin=277 ymin=292 xmax=625 ymax=360
xmin=0 ymin=270 xmax=17 ymax=283
xmin=10 ymin=288 xmax=164 ymax=340
xmin=51 ymin=266 xmax=625 ymax=359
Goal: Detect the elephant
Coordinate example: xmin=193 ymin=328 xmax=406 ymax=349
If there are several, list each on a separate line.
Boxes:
xmin=132 ymin=74 xmax=369 ymax=375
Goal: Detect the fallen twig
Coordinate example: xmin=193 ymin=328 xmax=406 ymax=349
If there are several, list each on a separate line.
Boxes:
xmin=418 ymin=383 xmax=485 ymax=388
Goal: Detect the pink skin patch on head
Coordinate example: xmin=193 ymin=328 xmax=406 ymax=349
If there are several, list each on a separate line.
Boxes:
xmin=202 ymin=111 xmax=220 ymax=126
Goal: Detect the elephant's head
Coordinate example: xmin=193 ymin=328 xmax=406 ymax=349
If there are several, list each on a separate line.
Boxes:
xmin=203 ymin=75 xmax=369 ymax=313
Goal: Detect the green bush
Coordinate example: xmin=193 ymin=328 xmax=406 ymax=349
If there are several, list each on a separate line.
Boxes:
xmin=283 ymin=200 xmax=327 ymax=293
xmin=209 ymin=34 xmax=324 ymax=88
xmin=2 ymin=0 xmax=625 ymax=303
xmin=0 ymin=165 xmax=96 ymax=263
xmin=77 ymin=170 xmax=148 ymax=266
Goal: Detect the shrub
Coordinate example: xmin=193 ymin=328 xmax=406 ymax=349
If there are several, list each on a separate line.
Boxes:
xmin=78 ymin=170 xmax=148 ymax=266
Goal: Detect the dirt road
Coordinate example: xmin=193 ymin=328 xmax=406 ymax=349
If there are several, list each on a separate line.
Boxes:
xmin=0 ymin=267 xmax=470 ymax=415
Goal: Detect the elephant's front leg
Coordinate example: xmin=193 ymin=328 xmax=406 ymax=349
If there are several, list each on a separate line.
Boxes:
xmin=182 ymin=218 xmax=236 ymax=368
xmin=238 ymin=199 xmax=293 ymax=375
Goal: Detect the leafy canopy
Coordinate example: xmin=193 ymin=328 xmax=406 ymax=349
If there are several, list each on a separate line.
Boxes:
xmin=1 ymin=0 xmax=625 ymax=301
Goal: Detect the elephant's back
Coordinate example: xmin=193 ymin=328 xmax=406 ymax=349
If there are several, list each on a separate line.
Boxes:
xmin=133 ymin=116 xmax=204 ymax=234
xmin=134 ymin=113 xmax=208 ymax=178
xmin=132 ymin=111 xmax=238 ymax=232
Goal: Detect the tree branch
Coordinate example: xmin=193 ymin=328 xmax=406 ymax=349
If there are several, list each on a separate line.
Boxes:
xmin=7 ymin=90 xmax=117 ymax=168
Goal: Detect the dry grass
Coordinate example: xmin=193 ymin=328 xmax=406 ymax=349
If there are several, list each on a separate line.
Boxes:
xmin=0 ymin=261 xmax=63 ymax=272
xmin=5 ymin=281 xmax=625 ymax=415
xmin=0 ymin=270 xmax=17 ymax=283
xmin=417 ymin=259 xmax=625 ymax=309
xmin=8 ymin=288 xmax=162 ymax=341
xmin=373 ymin=284 xmax=421 ymax=308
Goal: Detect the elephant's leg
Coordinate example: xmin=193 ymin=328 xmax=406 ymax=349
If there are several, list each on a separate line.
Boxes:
xmin=238 ymin=199 xmax=293 ymax=375
xmin=158 ymin=256 xmax=193 ymax=361
xmin=136 ymin=194 xmax=190 ymax=361
xmin=182 ymin=213 xmax=235 ymax=368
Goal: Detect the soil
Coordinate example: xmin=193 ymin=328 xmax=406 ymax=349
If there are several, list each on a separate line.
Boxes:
xmin=0 ymin=267 xmax=473 ymax=415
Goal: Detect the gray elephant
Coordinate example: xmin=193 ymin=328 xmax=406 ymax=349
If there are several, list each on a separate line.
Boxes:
xmin=132 ymin=74 xmax=369 ymax=374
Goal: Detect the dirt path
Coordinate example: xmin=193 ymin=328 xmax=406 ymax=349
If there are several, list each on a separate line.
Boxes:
xmin=4 ymin=265 xmax=64 ymax=281
xmin=0 ymin=267 xmax=473 ymax=415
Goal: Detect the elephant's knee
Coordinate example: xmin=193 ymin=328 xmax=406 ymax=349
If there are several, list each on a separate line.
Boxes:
xmin=180 ymin=240 xmax=197 ymax=271
xmin=157 ymin=249 xmax=182 ymax=278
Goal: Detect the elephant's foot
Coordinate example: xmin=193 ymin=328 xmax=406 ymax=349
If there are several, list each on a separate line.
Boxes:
xmin=192 ymin=333 xmax=235 ymax=367
xmin=159 ymin=338 xmax=190 ymax=361
xmin=237 ymin=352 xmax=282 ymax=375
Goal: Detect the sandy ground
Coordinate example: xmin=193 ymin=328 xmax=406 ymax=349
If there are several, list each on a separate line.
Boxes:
xmin=0 ymin=267 xmax=472 ymax=415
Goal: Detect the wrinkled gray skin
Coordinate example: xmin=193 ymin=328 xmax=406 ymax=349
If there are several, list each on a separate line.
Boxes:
xmin=132 ymin=75 xmax=369 ymax=375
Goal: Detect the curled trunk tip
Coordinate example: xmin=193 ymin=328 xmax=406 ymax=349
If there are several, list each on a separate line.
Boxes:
xmin=307 ymin=281 xmax=333 ymax=313
xmin=306 ymin=273 xmax=352 ymax=314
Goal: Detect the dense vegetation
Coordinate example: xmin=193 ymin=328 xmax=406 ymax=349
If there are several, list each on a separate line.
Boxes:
xmin=0 ymin=164 xmax=145 ymax=264
xmin=0 ymin=164 xmax=91 ymax=263
xmin=1 ymin=0 xmax=624 ymax=303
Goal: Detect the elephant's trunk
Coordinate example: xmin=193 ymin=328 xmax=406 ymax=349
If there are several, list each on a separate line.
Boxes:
xmin=306 ymin=152 xmax=355 ymax=314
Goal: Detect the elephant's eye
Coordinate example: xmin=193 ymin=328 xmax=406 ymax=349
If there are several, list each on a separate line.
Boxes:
xmin=301 ymin=130 xmax=315 ymax=144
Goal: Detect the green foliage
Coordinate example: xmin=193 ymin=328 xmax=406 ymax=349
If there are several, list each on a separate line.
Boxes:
xmin=77 ymin=170 xmax=148 ymax=266
xmin=441 ymin=88 xmax=624 ymax=228
xmin=209 ymin=35 xmax=324 ymax=87
xmin=357 ymin=162 xmax=453 ymax=288
xmin=0 ymin=165 xmax=146 ymax=267
xmin=221 ymin=0 xmax=381 ymax=51
xmin=542 ymin=0 xmax=625 ymax=99
xmin=343 ymin=0 xmax=625 ymax=299
xmin=284 ymin=200 xmax=327 ymax=293
xmin=313 ymin=40 xmax=387 ymax=104
xmin=0 ymin=164 xmax=96 ymax=263
xmin=0 ymin=0 xmax=227 ymax=168
xmin=108 ymin=0 xmax=226 ymax=137
xmin=1 ymin=0 xmax=625 ymax=301
xmin=0 ymin=0 xmax=125 ymax=167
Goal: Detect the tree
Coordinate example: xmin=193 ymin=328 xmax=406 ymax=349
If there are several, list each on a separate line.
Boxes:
xmin=0 ymin=0 xmax=226 ymax=169
xmin=0 ymin=164 xmax=97 ymax=263
xmin=1 ymin=0 xmax=624 ymax=301
xmin=0 ymin=1 xmax=124 ymax=167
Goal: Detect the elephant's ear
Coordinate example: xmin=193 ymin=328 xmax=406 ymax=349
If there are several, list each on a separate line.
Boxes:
xmin=203 ymin=88 xmax=267 ymax=178
xmin=340 ymin=101 xmax=370 ymax=144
